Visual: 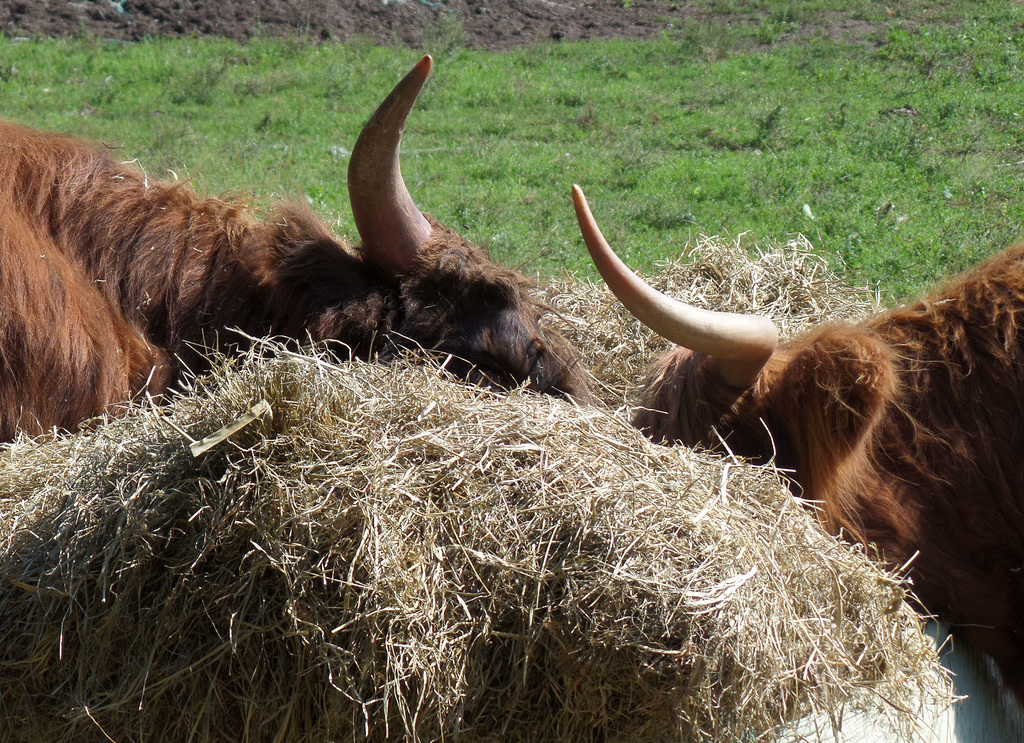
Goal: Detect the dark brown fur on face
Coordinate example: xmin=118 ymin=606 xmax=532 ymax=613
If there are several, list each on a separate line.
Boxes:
xmin=637 ymin=245 xmax=1024 ymax=702
xmin=0 ymin=120 xmax=590 ymax=439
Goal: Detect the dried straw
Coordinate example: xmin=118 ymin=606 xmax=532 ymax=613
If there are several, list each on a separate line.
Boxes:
xmin=0 ymin=237 xmax=946 ymax=743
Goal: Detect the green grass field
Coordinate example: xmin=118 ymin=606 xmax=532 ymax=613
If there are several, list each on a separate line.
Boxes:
xmin=0 ymin=2 xmax=1021 ymax=300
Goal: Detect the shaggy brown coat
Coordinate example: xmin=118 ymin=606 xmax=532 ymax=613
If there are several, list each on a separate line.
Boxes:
xmin=0 ymin=121 xmax=589 ymax=439
xmin=637 ymin=245 xmax=1024 ymax=701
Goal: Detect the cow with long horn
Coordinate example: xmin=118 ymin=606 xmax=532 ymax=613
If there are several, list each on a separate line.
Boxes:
xmin=572 ymin=184 xmax=1024 ymax=704
xmin=0 ymin=56 xmax=593 ymax=440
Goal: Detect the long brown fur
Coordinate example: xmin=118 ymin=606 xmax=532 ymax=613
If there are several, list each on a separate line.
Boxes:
xmin=0 ymin=121 xmax=590 ymax=439
xmin=637 ymin=245 xmax=1024 ymax=702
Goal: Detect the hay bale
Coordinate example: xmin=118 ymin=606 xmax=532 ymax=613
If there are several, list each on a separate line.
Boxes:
xmin=0 ymin=237 xmax=946 ymax=742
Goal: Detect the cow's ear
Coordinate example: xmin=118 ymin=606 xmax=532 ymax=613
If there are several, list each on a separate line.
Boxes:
xmin=769 ymin=326 xmax=897 ymax=468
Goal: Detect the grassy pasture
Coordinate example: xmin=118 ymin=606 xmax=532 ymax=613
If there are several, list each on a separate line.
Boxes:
xmin=0 ymin=2 xmax=1021 ymax=299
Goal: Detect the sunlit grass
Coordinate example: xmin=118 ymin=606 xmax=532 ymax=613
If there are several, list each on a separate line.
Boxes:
xmin=0 ymin=2 xmax=1021 ymax=299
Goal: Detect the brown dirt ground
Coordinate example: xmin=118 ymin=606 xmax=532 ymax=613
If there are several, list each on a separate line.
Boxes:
xmin=0 ymin=0 xmax=713 ymax=48
xmin=0 ymin=0 xmax=880 ymax=50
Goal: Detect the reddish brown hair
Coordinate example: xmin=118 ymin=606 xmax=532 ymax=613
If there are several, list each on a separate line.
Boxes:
xmin=0 ymin=116 xmax=589 ymax=438
xmin=636 ymin=246 xmax=1024 ymax=700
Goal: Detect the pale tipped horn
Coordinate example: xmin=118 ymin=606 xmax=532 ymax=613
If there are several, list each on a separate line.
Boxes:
xmin=348 ymin=55 xmax=434 ymax=271
xmin=572 ymin=185 xmax=778 ymax=388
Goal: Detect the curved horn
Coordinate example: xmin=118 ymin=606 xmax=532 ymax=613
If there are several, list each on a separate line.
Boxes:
xmin=348 ymin=55 xmax=434 ymax=271
xmin=572 ymin=185 xmax=778 ymax=388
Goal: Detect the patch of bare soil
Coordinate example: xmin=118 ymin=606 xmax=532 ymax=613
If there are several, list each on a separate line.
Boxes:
xmin=0 ymin=0 xmax=719 ymax=49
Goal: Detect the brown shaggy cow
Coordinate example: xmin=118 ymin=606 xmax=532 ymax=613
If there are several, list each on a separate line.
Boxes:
xmin=572 ymin=185 xmax=1024 ymax=704
xmin=0 ymin=56 xmax=591 ymax=440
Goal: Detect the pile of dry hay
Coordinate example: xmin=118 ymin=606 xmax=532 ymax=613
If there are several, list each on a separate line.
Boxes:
xmin=0 ymin=237 xmax=946 ymax=743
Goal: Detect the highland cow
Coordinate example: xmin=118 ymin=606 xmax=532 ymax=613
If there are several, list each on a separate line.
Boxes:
xmin=572 ymin=184 xmax=1024 ymax=704
xmin=0 ymin=56 xmax=591 ymax=440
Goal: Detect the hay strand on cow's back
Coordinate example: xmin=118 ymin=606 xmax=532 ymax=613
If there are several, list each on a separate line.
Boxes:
xmin=0 ymin=236 xmax=945 ymax=742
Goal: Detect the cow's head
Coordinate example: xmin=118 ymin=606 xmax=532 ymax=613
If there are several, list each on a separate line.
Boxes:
xmin=344 ymin=57 xmax=592 ymax=402
xmin=571 ymin=186 xmax=899 ymax=474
